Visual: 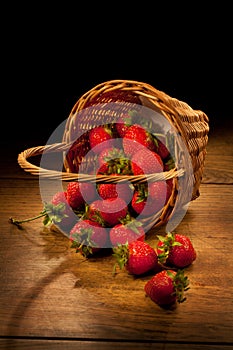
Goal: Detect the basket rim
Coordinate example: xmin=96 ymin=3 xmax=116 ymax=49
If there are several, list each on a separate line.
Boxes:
xmin=17 ymin=142 xmax=184 ymax=183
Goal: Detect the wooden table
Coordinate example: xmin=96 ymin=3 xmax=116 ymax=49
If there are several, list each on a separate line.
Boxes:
xmin=1 ymin=123 xmax=233 ymax=350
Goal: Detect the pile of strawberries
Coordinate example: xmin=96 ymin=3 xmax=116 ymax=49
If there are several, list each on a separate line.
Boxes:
xmin=47 ymin=108 xmax=175 ymax=252
xmin=11 ymin=106 xmax=197 ymax=308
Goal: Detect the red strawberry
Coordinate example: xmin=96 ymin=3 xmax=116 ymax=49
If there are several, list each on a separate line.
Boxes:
xmin=131 ymin=148 xmax=164 ymax=175
xmin=156 ymin=137 xmax=170 ymax=160
xmin=50 ymin=191 xmax=78 ymax=232
xmin=89 ymin=125 xmax=117 ymax=154
xmin=115 ymin=109 xmax=139 ymax=137
xmin=86 ymin=197 xmax=128 ymax=227
xmin=122 ymin=124 xmax=157 ymax=157
xmin=144 ymin=269 xmax=190 ymax=306
xmin=51 ymin=191 xmax=68 ymax=205
xmin=156 ymin=231 xmax=197 ymax=268
xmin=70 ymin=219 xmax=108 ymax=257
xmin=131 ymin=181 xmax=167 ymax=217
xmin=85 ymin=199 xmax=105 ymax=225
xmin=112 ymin=240 xmax=160 ymax=275
xmin=101 ymin=197 xmax=128 ymax=226
xmin=97 ymin=182 xmax=133 ymax=203
xmin=97 ymin=147 xmax=132 ymax=175
xmin=66 ymin=182 xmax=96 ymax=210
xmin=109 ymin=219 xmax=145 ymax=247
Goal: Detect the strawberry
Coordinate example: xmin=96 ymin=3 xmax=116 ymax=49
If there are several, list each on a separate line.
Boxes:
xmin=131 ymin=148 xmax=164 ymax=175
xmin=50 ymin=191 xmax=78 ymax=231
xmin=66 ymin=182 xmax=96 ymax=210
xmin=156 ymin=231 xmax=197 ymax=268
xmin=86 ymin=197 xmax=128 ymax=227
xmin=144 ymin=269 xmax=190 ymax=306
xmin=109 ymin=219 xmax=145 ymax=247
xmin=89 ymin=125 xmax=117 ymax=154
xmin=115 ymin=109 xmax=139 ymax=137
xmin=112 ymin=240 xmax=160 ymax=276
xmin=69 ymin=219 xmax=109 ymax=257
xmin=156 ymin=137 xmax=170 ymax=160
xmin=84 ymin=199 xmax=104 ymax=224
xmin=131 ymin=181 xmax=167 ymax=217
xmin=97 ymin=182 xmax=133 ymax=203
xmin=101 ymin=197 xmax=128 ymax=227
xmin=122 ymin=124 xmax=157 ymax=157
xmin=10 ymin=191 xmax=78 ymax=232
xmin=97 ymin=147 xmax=132 ymax=175
xmin=51 ymin=191 xmax=68 ymax=205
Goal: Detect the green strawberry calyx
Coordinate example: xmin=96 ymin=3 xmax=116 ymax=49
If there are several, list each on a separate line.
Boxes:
xmin=168 ymin=269 xmax=190 ymax=303
xmin=112 ymin=243 xmax=129 ymax=276
xmin=157 ymin=231 xmax=182 ymax=264
xmin=9 ymin=202 xmax=68 ymax=228
xmin=70 ymin=227 xmax=96 ymax=257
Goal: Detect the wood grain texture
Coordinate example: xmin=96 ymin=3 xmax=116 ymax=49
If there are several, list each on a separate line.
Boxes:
xmin=0 ymin=127 xmax=233 ymax=350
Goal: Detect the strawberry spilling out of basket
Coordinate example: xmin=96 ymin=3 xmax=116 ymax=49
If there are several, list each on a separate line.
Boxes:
xmin=9 ymin=86 xmax=204 ymax=308
xmin=10 ymin=109 xmax=177 ymax=252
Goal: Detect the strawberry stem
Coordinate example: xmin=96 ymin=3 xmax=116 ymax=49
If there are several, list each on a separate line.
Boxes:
xmin=9 ymin=210 xmax=47 ymax=227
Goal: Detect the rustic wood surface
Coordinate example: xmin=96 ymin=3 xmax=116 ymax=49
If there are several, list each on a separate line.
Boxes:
xmin=0 ymin=124 xmax=233 ymax=350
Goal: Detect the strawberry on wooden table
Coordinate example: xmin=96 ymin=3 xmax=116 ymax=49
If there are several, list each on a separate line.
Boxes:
xmin=70 ymin=219 xmax=109 ymax=257
xmin=156 ymin=231 xmax=197 ymax=268
xmin=109 ymin=219 xmax=145 ymax=247
xmin=112 ymin=240 xmax=160 ymax=276
xmin=144 ymin=269 xmax=190 ymax=307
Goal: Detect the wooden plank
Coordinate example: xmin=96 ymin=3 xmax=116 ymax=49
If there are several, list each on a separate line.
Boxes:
xmin=1 ymin=179 xmax=233 ymax=344
xmin=0 ymin=339 xmax=233 ymax=350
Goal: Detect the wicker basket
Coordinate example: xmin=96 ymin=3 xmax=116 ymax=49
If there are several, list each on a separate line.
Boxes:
xmin=17 ymin=79 xmax=209 ymax=234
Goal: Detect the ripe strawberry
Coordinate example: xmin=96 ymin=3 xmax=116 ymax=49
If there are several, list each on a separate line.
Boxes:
xmin=83 ymin=199 xmax=103 ymax=223
xmin=131 ymin=181 xmax=167 ymax=217
xmin=9 ymin=191 xmax=78 ymax=231
xmin=89 ymin=125 xmax=117 ymax=154
xmin=70 ymin=219 xmax=109 ymax=257
xmin=144 ymin=269 xmax=190 ymax=306
xmin=51 ymin=191 xmax=68 ymax=205
xmin=156 ymin=231 xmax=197 ymax=268
xmin=115 ymin=109 xmax=139 ymax=137
xmin=66 ymin=182 xmax=96 ymax=210
xmin=109 ymin=219 xmax=145 ymax=247
xmin=131 ymin=148 xmax=164 ymax=175
xmin=97 ymin=147 xmax=132 ymax=175
xmin=156 ymin=137 xmax=170 ymax=160
xmin=50 ymin=191 xmax=78 ymax=231
xmin=97 ymin=182 xmax=133 ymax=203
xmin=112 ymin=240 xmax=160 ymax=276
xmin=101 ymin=197 xmax=128 ymax=226
xmin=122 ymin=124 xmax=157 ymax=157
xmin=86 ymin=197 xmax=128 ymax=227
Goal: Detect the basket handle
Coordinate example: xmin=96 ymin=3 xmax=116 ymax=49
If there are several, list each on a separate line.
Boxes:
xmin=17 ymin=143 xmax=184 ymax=184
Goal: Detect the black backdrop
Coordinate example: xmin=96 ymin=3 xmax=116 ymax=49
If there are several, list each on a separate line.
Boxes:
xmin=2 ymin=4 xmax=232 ymax=146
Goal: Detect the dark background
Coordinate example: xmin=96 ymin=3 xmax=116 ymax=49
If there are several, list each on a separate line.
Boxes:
xmin=2 ymin=4 xmax=232 ymax=147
